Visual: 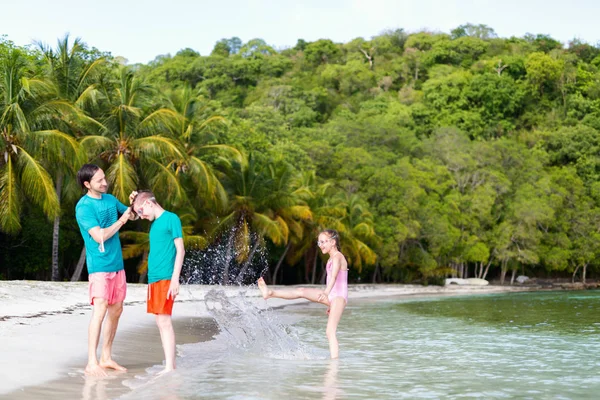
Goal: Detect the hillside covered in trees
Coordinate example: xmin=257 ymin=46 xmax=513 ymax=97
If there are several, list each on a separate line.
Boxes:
xmin=2 ymin=24 xmax=600 ymax=285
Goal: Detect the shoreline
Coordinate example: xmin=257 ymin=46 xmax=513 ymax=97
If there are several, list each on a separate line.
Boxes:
xmin=0 ymin=281 xmax=576 ymax=398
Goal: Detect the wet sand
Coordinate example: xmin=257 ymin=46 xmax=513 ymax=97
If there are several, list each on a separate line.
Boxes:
xmin=4 ymin=316 xmax=218 ymax=400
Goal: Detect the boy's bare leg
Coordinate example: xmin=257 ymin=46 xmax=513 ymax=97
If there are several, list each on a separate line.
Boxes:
xmin=156 ymin=314 xmax=176 ymax=374
xmin=99 ymin=302 xmax=127 ymax=371
xmin=86 ymin=299 xmax=108 ymax=377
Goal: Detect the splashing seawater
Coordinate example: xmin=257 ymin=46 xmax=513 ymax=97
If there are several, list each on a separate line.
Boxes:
xmin=121 ymin=227 xmax=327 ymax=398
xmin=203 ymin=288 xmax=321 ymax=360
xmin=182 ymin=229 xmax=269 ymax=286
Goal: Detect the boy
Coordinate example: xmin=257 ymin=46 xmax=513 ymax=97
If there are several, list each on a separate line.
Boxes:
xmin=131 ymin=190 xmax=185 ymax=373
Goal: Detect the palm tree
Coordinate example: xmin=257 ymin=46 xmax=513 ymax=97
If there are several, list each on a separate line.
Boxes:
xmin=0 ymin=49 xmax=82 ymax=247
xmin=161 ymin=86 xmax=229 ymax=212
xmin=263 ymin=165 xmax=314 ymax=283
xmin=283 ymin=174 xmax=347 ymax=283
xmin=37 ymin=35 xmax=104 ymax=281
xmin=210 ymin=150 xmax=297 ymax=284
xmin=333 ymin=192 xmax=378 ymax=271
xmin=80 ymin=67 xmax=185 ymax=203
xmin=278 ymin=173 xmax=378 ymax=283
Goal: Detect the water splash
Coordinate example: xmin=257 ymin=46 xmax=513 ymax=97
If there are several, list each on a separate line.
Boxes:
xmin=182 ymin=228 xmax=269 ymax=285
xmin=204 ymin=289 xmax=320 ymax=360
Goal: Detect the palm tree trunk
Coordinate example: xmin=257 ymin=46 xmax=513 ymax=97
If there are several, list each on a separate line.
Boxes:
xmin=583 ymin=263 xmax=588 ymax=284
xmin=271 ymin=242 xmax=291 ymax=284
xmin=372 ymin=262 xmax=380 ymax=283
xmin=51 ymin=172 xmax=63 ymax=281
xmin=138 ymin=251 xmax=149 ymax=283
xmin=500 ymin=259 xmax=508 ymax=285
xmin=510 ymin=268 xmax=517 ymax=285
xmin=572 ymin=265 xmax=580 ymax=283
xmin=305 ymin=252 xmax=312 ymax=283
xmin=235 ymin=239 xmax=261 ymax=284
xmin=482 ymin=259 xmax=493 ymax=280
xmin=319 ymin=259 xmax=327 ymax=284
xmin=70 ymin=247 xmax=86 ymax=282
xmin=311 ymin=249 xmax=318 ymax=284
xmin=223 ymin=234 xmax=234 ymax=285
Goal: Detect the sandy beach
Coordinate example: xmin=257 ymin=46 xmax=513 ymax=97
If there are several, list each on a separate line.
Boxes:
xmin=0 ymin=281 xmax=538 ymax=399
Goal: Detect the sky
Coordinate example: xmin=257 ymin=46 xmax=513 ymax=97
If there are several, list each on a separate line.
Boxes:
xmin=2 ymin=0 xmax=599 ymax=64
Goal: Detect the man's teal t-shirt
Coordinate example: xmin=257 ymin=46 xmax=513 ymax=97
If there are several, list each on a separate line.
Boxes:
xmin=148 ymin=211 xmax=183 ymax=284
xmin=75 ymin=194 xmax=128 ymax=274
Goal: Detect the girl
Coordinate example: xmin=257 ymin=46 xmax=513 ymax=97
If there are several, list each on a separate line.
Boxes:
xmin=258 ymin=230 xmax=348 ymax=358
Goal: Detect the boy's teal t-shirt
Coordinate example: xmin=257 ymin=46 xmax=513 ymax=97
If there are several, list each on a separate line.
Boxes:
xmin=75 ymin=194 xmax=128 ymax=274
xmin=148 ymin=211 xmax=183 ymax=284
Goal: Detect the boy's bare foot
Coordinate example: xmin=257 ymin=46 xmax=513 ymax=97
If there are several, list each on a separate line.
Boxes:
xmin=99 ymin=359 xmax=127 ymax=372
xmin=257 ymin=277 xmax=270 ymax=299
xmin=85 ymin=363 xmax=108 ymax=377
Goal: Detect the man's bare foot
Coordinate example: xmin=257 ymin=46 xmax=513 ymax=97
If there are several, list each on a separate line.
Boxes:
xmin=257 ymin=277 xmax=271 ymax=300
xmin=85 ymin=363 xmax=107 ymax=377
xmin=99 ymin=359 xmax=127 ymax=372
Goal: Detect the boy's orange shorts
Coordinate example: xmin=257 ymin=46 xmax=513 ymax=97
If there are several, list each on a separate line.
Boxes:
xmin=147 ymin=279 xmax=175 ymax=315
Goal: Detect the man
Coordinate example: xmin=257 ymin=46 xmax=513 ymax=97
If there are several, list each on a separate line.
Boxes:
xmin=75 ymin=164 xmax=134 ymax=377
xmin=131 ymin=190 xmax=184 ymax=374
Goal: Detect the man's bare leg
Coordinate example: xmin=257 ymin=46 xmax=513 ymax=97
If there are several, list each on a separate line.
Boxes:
xmin=156 ymin=314 xmax=176 ymax=374
xmin=257 ymin=277 xmax=329 ymax=305
xmin=99 ymin=302 xmax=127 ymax=371
xmin=86 ymin=299 xmax=108 ymax=377
xmin=326 ymin=298 xmax=346 ymax=359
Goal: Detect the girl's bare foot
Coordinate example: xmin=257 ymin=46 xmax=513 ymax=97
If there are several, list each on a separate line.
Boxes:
xmin=157 ymin=367 xmax=174 ymax=376
xmin=257 ymin=277 xmax=271 ymax=299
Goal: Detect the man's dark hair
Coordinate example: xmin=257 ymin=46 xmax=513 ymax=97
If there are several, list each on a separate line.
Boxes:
xmin=77 ymin=164 xmax=100 ymax=189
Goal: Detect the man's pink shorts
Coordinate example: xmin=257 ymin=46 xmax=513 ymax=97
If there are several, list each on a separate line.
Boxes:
xmin=88 ymin=270 xmax=127 ymax=305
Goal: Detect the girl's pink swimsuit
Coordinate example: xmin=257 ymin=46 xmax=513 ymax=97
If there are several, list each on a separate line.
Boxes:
xmin=326 ymin=259 xmax=348 ymax=304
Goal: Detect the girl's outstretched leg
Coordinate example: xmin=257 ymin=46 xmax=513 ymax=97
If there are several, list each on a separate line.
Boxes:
xmin=257 ymin=277 xmax=329 ymax=305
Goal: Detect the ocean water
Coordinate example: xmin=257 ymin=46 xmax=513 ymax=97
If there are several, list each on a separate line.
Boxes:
xmin=120 ymin=290 xmax=600 ymax=399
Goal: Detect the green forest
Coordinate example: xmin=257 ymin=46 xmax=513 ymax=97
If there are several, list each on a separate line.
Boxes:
xmin=2 ymin=24 xmax=600 ymax=285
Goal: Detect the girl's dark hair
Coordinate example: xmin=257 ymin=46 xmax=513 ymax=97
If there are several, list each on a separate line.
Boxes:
xmin=321 ymin=229 xmax=340 ymax=250
xmin=77 ymin=164 xmax=100 ymax=189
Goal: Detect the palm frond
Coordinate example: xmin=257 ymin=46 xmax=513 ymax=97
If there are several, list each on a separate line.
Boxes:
xmin=28 ymin=129 xmax=85 ymax=171
xmin=80 ymin=135 xmax=113 ymax=159
xmin=0 ymin=157 xmax=22 ymax=233
xmin=252 ymin=212 xmax=286 ymax=246
xmin=146 ymin=159 xmax=188 ymax=207
xmin=15 ymin=146 xmax=60 ymax=219
xmin=122 ymin=243 xmax=148 ymax=259
xmin=106 ymin=154 xmax=138 ymax=203
xmin=184 ymin=234 xmax=208 ymax=250
xmin=133 ymin=135 xmax=184 ymax=160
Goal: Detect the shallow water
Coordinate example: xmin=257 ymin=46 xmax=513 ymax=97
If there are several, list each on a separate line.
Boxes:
xmin=121 ymin=290 xmax=600 ymax=399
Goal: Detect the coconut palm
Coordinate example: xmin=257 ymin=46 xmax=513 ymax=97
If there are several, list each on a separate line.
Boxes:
xmin=333 ymin=192 xmax=378 ymax=271
xmin=0 ymin=48 xmax=82 ymax=243
xmin=37 ymin=34 xmax=105 ymax=280
xmin=80 ymin=67 xmax=185 ymax=203
xmin=278 ymin=173 xmax=377 ymax=283
xmin=161 ymin=86 xmax=229 ymax=212
xmin=210 ymin=150 xmax=300 ymax=284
